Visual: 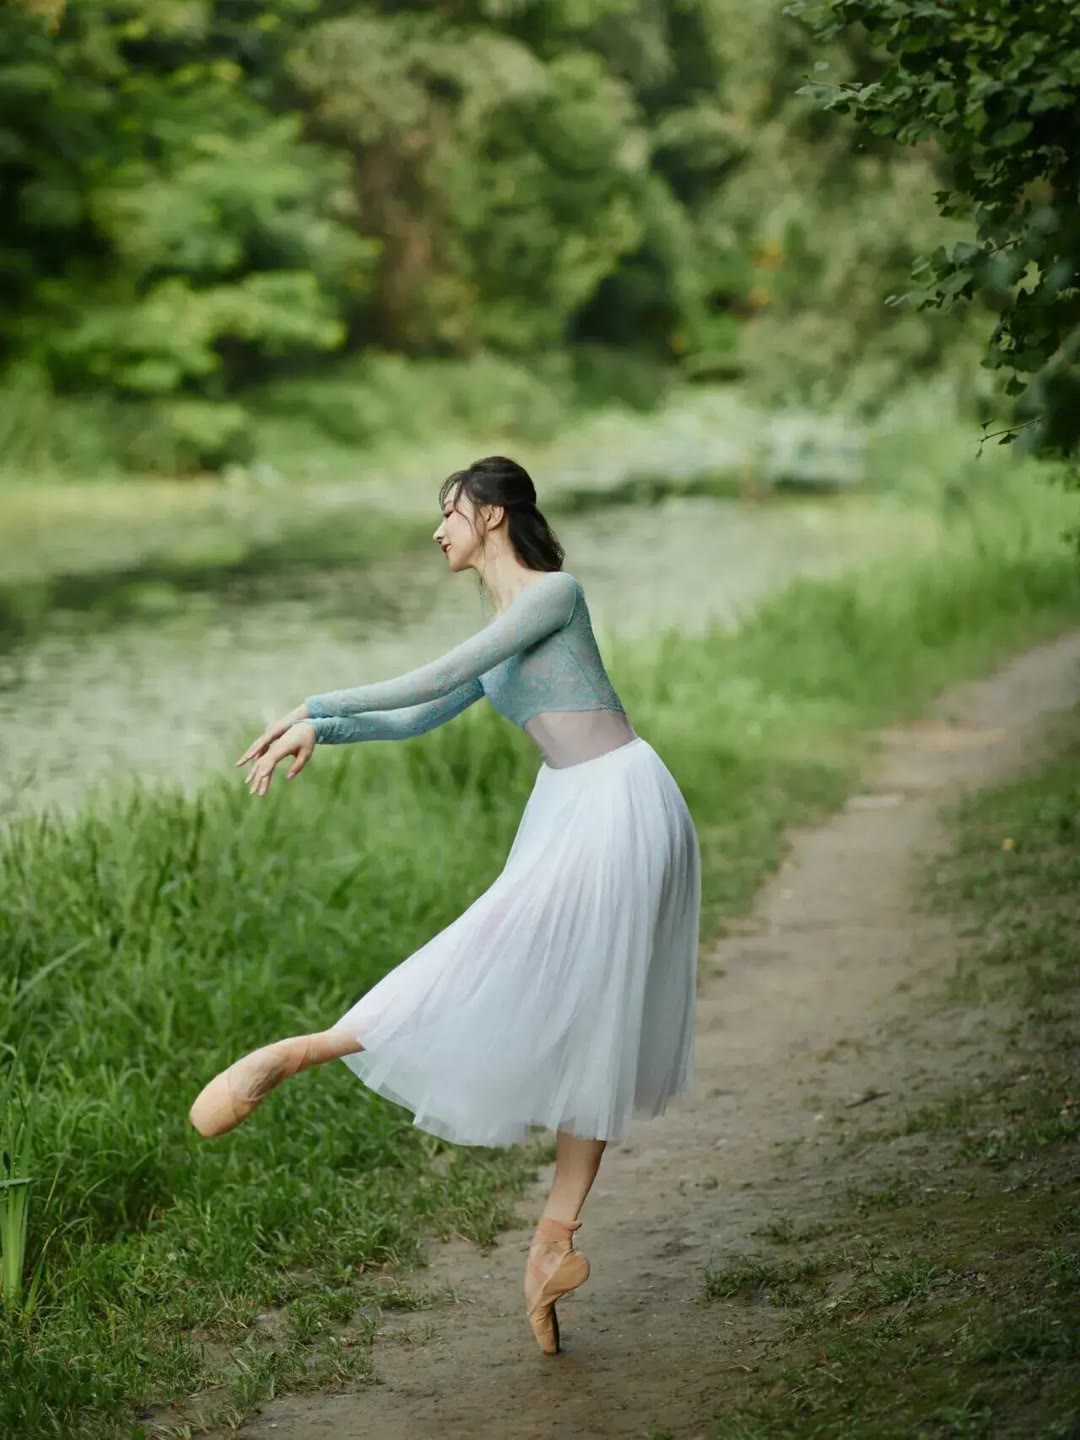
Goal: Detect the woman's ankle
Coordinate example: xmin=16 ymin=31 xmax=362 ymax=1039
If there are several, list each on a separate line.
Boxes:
xmin=534 ymin=1216 xmax=581 ymax=1243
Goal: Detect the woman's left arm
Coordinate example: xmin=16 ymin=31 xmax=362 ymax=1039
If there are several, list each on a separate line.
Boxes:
xmin=306 ymin=571 xmax=577 ymax=720
xmin=308 ymin=678 xmax=484 ymax=744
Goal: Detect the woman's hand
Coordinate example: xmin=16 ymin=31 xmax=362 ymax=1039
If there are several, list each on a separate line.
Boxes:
xmin=242 ymin=722 xmax=317 ymax=796
xmin=236 ymin=704 xmax=310 ymax=769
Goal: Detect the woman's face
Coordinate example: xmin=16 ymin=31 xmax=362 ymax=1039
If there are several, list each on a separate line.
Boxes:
xmin=433 ymin=486 xmax=488 ymax=572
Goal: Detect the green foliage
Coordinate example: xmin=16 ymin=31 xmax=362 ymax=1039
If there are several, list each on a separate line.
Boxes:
xmin=0 ymin=0 xmax=999 ymax=471
xmin=679 ymin=4 xmax=979 ymax=410
xmin=1 ymin=0 xmax=372 ymax=466
xmin=291 ymin=15 xmax=648 ymax=351
xmin=788 ymin=0 xmax=1080 ymax=461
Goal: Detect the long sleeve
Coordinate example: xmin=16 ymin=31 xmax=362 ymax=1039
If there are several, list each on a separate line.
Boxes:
xmin=305 ymin=571 xmax=578 ymax=720
xmin=309 ymin=677 xmax=483 ymax=745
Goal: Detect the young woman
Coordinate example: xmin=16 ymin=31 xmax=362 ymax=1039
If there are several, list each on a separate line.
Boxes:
xmin=189 ymin=455 xmax=701 ymax=1356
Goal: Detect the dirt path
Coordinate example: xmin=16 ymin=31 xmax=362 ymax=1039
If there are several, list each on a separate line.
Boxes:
xmin=228 ymin=629 xmax=1080 ymax=1440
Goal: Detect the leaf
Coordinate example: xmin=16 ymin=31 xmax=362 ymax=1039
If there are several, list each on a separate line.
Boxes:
xmin=994 ymin=118 xmax=1034 ymax=147
xmin=938 ymin=268 xmax=973 ymax=296
xmin=952 ymin=241 xmax=982 ymax=264
xmin=885 ymin=288 xmax=938 ymax=308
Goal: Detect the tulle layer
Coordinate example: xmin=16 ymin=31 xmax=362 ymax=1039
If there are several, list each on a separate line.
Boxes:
xmin=334 ymin=736 xmax=701 ymax=1147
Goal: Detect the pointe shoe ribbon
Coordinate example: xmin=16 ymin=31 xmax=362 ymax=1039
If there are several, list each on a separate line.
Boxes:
xmin=188 ymin=1037 xmax=312 ymax=1138
xmin=524 ymin=1217 xmax=590 ymax=1355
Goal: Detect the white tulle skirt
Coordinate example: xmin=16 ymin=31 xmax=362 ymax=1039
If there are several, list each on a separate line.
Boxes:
xmin=333 ymin=735 xmax=701 ymax=1147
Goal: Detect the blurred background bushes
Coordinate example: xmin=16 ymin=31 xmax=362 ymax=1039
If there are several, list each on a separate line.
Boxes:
xmin=1 ymin=0 xmax=980 ymax=475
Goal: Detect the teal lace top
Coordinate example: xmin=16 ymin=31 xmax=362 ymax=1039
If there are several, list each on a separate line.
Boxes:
xmin=305 ymin=571 xmax=628 ymax=753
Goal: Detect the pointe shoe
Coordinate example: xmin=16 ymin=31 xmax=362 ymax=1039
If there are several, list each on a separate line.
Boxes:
xmin=524 ymin=1217 xmax=590 ymax=1355
xmin=188 ymin=1037 xmax=312 ymax=1138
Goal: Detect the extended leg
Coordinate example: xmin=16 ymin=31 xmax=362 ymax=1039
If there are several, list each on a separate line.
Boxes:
xmin=524 ymin=1129 xmax=608 ymax=1354
xmin=189 ymin=1026 xmax=363 ymax=1138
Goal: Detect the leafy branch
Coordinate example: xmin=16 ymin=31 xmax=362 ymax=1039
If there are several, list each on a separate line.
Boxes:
xmin=787 ymin=0 xmax=1080 ymax=466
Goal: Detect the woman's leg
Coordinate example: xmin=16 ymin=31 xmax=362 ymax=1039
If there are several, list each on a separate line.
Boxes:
xmin=189 ymin=1026 xmax=362 ymax=1137
xmin=542 ymin=1130 xmax=608 ymax=1221
xmin=284 ymin=1027 xmax=364 ymax=1068
xmin=524 ymin=1129 xmax=607 ymax=1354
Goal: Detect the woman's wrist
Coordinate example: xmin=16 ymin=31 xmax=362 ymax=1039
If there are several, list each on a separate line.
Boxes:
xmin=301 ymin=716 xmax=326 ymax=745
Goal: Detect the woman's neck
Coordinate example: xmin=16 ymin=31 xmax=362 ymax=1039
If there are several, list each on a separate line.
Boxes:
xmin=482 ymin=559 xmax=545 ymax=616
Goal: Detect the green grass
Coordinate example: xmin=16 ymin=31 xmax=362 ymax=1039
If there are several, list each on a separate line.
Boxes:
xmin=694 ymin=718 xmax=1080 ymax=1440
xmin=704 ymin=1254 xmax=831 ymax=1305
xmin=0 ymin=474 xmax=1078 ymax=1435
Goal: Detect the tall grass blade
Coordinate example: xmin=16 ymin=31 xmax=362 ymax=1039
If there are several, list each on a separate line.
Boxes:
xmin=0 ymin=1050 xmax=56 ymax=1319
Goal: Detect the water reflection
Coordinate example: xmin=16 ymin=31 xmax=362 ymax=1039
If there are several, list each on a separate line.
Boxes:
xmin=0 ymin=493 xmax=933 ymax=823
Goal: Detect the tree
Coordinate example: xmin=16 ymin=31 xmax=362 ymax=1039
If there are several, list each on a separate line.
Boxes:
xmin=787 ymin=0 xmax=1080 ymax=459
xmin=0 ymin=0 xmax=372 ymax=466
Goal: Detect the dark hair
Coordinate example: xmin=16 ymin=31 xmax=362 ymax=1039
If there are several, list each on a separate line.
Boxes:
xmin=438 ymin=456 xmax=565 ymax=575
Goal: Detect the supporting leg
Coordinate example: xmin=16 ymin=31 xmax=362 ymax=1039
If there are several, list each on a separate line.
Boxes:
xmin=543 ymin=1129 xmax=608 ymax=1222
xmin=524 ymin=1129 xmax=608 ymax=1354
xmin=188 ymin=1026 xmax=363 ymax=1138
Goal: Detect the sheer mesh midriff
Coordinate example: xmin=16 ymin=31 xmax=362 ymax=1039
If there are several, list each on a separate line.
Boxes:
xmin=524 ymin=709 xmax=639 ymax=769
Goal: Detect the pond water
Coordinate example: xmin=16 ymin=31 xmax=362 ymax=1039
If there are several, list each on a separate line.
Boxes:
xmin=0 ymin=489 xmax=936 ymax=824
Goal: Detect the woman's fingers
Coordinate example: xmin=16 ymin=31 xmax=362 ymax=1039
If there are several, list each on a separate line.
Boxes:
xmin=243 ymin=725 xmax=315 ymax=794
xmin=236 ymin=733 xmax=271 ymax=767
xmin=286 ymin=747 xmax=312 ymax=780
xmin=244 ymin=745 xmax=276 ymax=794
xmin=284 ymin=729 xmax=315 ymax=781
xmin=235 ymin=713 xmax=296 ymax=768
xmin=245 ymin=728 xmax=314 ymax=794
xmin=250 ymin=758 xmax=274 ymax=795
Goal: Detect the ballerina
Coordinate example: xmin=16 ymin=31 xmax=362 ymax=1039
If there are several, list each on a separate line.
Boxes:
xmin=189 ymin=454 xmax=701 ymax=1356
